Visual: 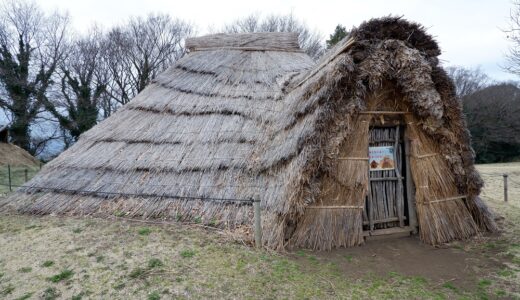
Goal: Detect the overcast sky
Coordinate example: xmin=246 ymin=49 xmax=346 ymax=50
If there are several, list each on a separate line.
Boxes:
xmin=37 ymin=0 xmax=519 ymax=81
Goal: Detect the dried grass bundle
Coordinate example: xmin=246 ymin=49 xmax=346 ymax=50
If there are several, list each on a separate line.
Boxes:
xmin=405 ymin=115 xmax=478 ymax=244
xmin=290 ymin=116 xmax=369 ymax=250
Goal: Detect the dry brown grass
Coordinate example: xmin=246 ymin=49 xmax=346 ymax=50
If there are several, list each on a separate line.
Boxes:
xmin=0 ymin=143 xmax=39 ymax=168
xmin=478 ymin=162 xmax=520 ymax=207
xmin=0 ymin=160 xmax=519 ymax=299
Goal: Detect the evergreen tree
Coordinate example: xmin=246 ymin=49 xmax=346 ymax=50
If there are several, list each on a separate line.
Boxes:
xmin=326 ymin=25 xmax=348 ymax=48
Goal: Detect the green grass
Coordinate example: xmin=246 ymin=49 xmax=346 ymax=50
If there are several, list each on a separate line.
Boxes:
xmin=180 ymin=249 xmax=195 ymax=258
xmin=1 ymin=284 xmax=15 ymax=295
xmin=148 ymin=258 xmax=163 ymax=269
xmin=147 ymin=291 xmax=161 ymax=300
xmin=442 ymin=282 xmax=458 ymax=291
xmin=41 ymin=260 xmax=54 ymax=267
xmin=48 ymin=269 xmax=74 ymax=283
xmin=41 ymin=287 xmax=60 ymax=300
xmin=18 ymin=267 xmax=32 ymax=273
xmin=138 ymin=227 xmax=151 ymax=236
xmin=14 ymin=292 xmax=33 ymax=300
xmin=0 ymin=166 xmax=40 ymax=194
xmin=497 ymin=268 xmax=515 ymax=277
xmin=129 ymin=267 xmax=145 ymax=279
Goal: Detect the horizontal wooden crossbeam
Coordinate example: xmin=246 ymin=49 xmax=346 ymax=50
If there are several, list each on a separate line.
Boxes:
xmin=417 ymin=195 xmax=467 ymax=205
xmin=336 ymin=157 xmax=369 ymax=160
xmin=359 ymin=111 xmax=412 ymax=115
xmin=369 ymin=176 xmax=404 ymax=181
xmin=306 ymin=205 xmax=364 ymax=209
xmin=413 ymin=153 xmax=439 ymax=159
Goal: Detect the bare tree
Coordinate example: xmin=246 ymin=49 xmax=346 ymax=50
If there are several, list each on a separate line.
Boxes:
xmin=446 ymin=66 xmax=490 ymax=98
xmin=104 ymin=14 xmax=193 ymax=107
xmin=223 ymin=13 xmax=324 ymax=59
xmin=504 ymin=1 xmax=520 ymax=76
xmin=40 ymin=28 xmax=109 ymax=144
xmin=0 ymin=0 xmax=69 ymax=153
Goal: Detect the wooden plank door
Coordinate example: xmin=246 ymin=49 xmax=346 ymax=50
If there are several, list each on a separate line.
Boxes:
xmin=364 ymin=126 xmax=406 ymax=231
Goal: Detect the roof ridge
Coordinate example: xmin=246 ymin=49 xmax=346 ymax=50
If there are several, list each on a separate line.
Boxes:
xmin=185 ymin=32 xmax=301 ymax=52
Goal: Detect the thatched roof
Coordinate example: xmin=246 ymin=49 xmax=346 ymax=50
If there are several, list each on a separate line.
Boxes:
xmin=0 ymin=144 xmax=40 ymax=167
xmin=2 ymin=17 xmax=496 ymax=250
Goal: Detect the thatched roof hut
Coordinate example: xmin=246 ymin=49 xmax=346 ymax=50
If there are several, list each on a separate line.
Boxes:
xmin=0 ymin=124 xmax=40 ymax=167
xmin=1 ymin=17 xmax=496 ymax=250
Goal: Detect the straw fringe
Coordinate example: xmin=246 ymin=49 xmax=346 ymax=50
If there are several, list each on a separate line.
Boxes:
xmin=0 ymin=192 xmax=253 ymax=228
xmin=406 ymin=115 xmax=479 ymax=244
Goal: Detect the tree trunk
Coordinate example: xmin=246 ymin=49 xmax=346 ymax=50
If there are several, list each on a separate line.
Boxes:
xmin=10 ymin=116 xmax=31 ymax=153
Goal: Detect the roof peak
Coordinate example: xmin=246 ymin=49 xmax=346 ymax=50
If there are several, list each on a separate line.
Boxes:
xmin=185 ymin=32 xmax=302 ymax=52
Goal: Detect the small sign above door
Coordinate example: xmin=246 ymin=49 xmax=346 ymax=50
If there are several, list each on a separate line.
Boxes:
xmin=369 ymin=146 xmax=395 ymax=171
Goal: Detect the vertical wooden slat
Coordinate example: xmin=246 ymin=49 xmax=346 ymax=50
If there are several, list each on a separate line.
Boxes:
xmin=405 ymin=135 xmax=418 ymax=232
xmin=393 ymin=126 xmax=405 ymax=227
xmin=7 ymin=164 xmax=12 ymax=192
xmin=253 ymin=200 xmax=262 ymax=247
xmin=368 ymin=123 xmax=374 ymax=231
xmin=503 ymin=174 xmax=508 ymax=202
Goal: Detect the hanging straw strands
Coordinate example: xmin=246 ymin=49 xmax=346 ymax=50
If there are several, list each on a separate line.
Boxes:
xmin=405 ymin=114 xmax=478 ymax=244
xmin=290 ymin=115 xmax=370 ymax=250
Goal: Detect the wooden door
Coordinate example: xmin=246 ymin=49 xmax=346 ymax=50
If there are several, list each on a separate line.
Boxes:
xmin=363 ymin=126 xmax=409 ymax=232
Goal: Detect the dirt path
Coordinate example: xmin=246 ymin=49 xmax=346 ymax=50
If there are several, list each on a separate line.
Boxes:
xmin=292 ymin=233 xmax=507 ymax=293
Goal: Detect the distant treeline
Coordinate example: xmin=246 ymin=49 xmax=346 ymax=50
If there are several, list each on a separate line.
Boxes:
xmin=464 ymin=83 xmax=520 ymax=163
xmin=448 ymin=67 xmax=520 ymax=163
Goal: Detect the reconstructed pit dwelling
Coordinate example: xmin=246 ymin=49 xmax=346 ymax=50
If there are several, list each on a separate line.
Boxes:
xmin=1 ymin=17 xmax=497 ymax=250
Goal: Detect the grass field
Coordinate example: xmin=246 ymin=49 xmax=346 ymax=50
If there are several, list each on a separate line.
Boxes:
xmin=0 ymin=165 xmax=40 ymax=195
xmin=0 ymin=163 xmax=518 ymax=299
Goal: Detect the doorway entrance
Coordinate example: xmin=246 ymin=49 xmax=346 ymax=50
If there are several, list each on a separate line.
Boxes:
xmin=363 ymin=125 xmax=417 ymax=236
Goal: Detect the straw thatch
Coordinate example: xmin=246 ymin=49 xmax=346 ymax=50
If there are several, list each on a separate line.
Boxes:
xmin=0 ymin=125 xmax=40 ymax=167
xmin=1 ymin=17 xmax=496 ymax=250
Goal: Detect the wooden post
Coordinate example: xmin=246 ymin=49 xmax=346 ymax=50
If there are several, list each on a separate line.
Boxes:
xmin=503 ymin=174 xmax=508 ymax=202
xmin=39 ymin=162 xmax=42 ymax=170
xmin=24 ymin=168 xmax=28 ymax=182
xmin=366 ymin=122 xmax=374 ymax=232
xmin=253 ymin=200 xmax=262 ymax=248
xmin=404 ymin=138 xmax=418 ymax=233
xmin=7 ymin=164 xmax=12 ymax=192
xmin=393 ymin=126 xmax=405 ymax=227
xmin=367 ymin=154 xmax=374 ymax=232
